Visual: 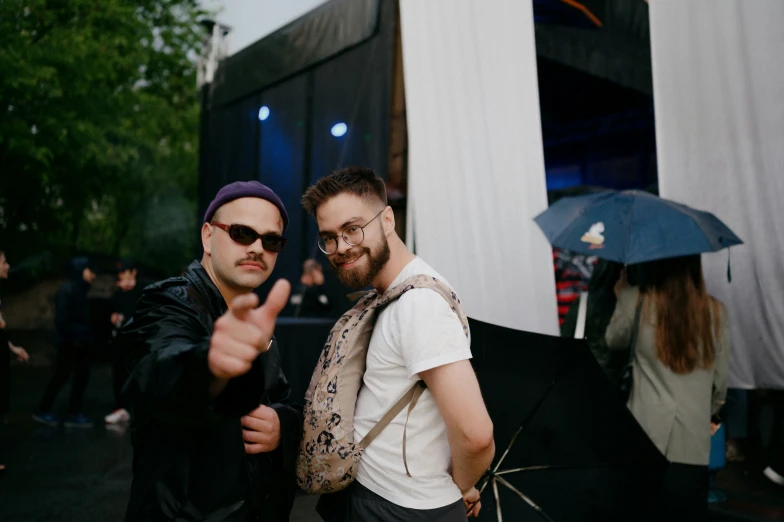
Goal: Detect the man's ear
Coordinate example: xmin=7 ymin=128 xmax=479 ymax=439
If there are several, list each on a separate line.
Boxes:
xmin=201 ymin=222 xmax=213 ymax=255
xmin=383 ymin=206 xmax=396 ymax=236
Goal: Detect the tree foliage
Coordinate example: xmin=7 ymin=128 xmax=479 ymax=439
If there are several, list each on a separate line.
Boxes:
xmin=0 ymin=0 xmax=209 ymax=275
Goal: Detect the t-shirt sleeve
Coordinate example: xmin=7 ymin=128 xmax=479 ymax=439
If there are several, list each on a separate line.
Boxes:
xmin=394 ymin=288 xmax=472 ymax=379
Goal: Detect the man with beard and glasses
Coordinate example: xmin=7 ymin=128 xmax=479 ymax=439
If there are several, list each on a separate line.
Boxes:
xmin=301 ymin=166 xmax=495 ymax=521
xmin=118 ymin=181 xmax=302 ymax=522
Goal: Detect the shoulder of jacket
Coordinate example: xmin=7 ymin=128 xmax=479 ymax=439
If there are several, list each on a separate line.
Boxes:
xmin=139 ymin=276 xmax=195 ymax=306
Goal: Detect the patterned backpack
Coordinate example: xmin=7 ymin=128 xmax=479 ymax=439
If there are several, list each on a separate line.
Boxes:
xmin=296 ymin=274 xmax=469 ymax=494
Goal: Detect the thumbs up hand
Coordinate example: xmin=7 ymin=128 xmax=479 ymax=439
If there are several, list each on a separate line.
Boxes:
xmin=208 ymin=279 xmax=291 ymax=381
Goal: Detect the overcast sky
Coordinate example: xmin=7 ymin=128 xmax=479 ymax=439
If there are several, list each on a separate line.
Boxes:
xmin=203 ymin=0 xmax=327 ymax=54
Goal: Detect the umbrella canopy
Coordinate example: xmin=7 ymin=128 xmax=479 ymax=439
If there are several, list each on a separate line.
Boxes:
xmin=533 ymin=190 xmax=743 ymax=265
xmin=469 ymin=318 xmax=667 ymax=521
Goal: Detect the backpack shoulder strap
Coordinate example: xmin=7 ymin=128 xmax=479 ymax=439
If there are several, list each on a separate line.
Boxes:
xmin=377 ymin=274 xmax=470 ymax=339
xmin=360 ymin=381 xmax=425 ymax=448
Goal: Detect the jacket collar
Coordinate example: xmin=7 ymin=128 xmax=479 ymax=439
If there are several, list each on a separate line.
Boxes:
xmin=184 ymin=260 xmax=229 ymax=317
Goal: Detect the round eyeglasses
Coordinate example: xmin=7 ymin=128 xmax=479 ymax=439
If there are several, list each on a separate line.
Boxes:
xmin=317 ymin=209 xmax=385 ymax=255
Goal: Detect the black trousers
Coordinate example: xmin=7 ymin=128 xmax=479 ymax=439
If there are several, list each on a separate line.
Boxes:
xmin=39 ymin=343 xmax=91 ymax=415
xmin=111 ymin=339 xmax=128 ymax=410
xmin=345 ymin=482 xmax=467 ymax=522
xmin=652 ymin=462 xmax=709 ymax=522
xmin=767 ymin=391 xmax=784 ymax=473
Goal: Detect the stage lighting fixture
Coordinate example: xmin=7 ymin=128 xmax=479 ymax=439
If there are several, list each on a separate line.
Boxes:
xmin=258 ymin=106 xmax=270 ymax=121
xmin=331 ymin=122 xmax=347 ymax=137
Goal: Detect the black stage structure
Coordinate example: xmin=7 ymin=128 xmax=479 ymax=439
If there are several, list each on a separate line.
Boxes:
xmin=198 ymin=0 xmax=658 ymax=308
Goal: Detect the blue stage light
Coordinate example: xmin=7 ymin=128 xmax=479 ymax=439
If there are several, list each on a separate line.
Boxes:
xmin=331 ymin=122 xmax=347 ymax=137
xmin=258 ymin=106 xmax=270 ymax=121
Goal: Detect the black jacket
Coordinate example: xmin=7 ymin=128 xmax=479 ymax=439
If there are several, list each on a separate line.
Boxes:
xmin=54 ymin=258 xmax=93 ymax=345
xmin=0 ymin=296 xmax=9 ymax=414
xmin=119 ymin=261 xmax=303 ymax=522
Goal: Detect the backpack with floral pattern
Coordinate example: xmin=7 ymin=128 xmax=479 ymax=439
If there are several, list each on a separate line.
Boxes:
xmin=296 ymin=274 xmax=469 ymax=494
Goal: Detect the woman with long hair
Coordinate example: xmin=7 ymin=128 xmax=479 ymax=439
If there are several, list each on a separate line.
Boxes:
xmin=606 ymin=255 xmax=729 ymax=521
xmin=0 ymin=250 xmax=31 ymax=473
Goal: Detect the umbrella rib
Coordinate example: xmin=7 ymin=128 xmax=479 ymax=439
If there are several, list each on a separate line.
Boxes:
xmin=495 ymin=462 xmax=610 ymax=476
xmin=493 ymin=478 xmax=503 ymax=522
xmin=491 ymin=425 xmax=524 ymax=474
xmin=496 ymin=475 xmax=558 ymax=522
xmin=489 ymin=352 xmax=578 ymax=475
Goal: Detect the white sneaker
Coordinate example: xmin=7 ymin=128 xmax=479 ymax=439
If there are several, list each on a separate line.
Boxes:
xmin=763 ymin=466 xmax=784 ymax=486
xmin=104 ymin=408 xmax=131 ymax=425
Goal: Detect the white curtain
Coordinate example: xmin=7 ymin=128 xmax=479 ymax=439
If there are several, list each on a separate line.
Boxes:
xmin=400 ymin=0 xmax=559 ymax=335
xmin=650 ymin=0 xmax=784 ymax=389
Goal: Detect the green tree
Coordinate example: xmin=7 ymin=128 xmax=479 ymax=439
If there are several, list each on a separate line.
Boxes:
xmin=0 ymin=0 xmax=208 ymax=275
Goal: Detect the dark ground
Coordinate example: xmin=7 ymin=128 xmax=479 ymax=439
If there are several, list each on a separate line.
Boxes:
xmin=1 ymin=331 xmax=782 ymax=522
xmin=0 ymin=331 xmax=320 ymax=522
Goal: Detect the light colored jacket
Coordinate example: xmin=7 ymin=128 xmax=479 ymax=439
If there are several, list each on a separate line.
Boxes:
xmin=606 ymin=287 xmax=729 ymax=466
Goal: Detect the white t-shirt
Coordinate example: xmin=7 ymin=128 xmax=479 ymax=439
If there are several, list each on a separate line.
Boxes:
xmin=353 ymin=257 xmax=472 ymax=509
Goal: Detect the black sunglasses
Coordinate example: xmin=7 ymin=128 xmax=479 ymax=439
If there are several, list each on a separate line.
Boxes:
xmin=211 ymin=222 xmax=287 ymax=253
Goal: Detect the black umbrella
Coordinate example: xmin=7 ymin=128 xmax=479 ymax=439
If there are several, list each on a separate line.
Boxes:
xmin=468 ymin=319 xmax=667 ymax=522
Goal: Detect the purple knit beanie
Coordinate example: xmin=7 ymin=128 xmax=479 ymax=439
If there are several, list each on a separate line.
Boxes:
xmin=203 ymin=181 xmax=289 ymax=232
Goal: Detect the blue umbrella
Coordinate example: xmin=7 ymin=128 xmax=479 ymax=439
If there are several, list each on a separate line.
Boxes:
xmin=534 ymin=190 xmax=743 ymax=266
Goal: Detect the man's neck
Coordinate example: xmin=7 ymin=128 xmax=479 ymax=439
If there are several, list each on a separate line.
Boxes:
xmin=371 ymin=235 xmax=416 ymax=294
xmin=200 ymin=256 xmax=243 ymax=308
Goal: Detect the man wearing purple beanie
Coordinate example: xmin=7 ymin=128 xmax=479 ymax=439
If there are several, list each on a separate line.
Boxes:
xmin=117 ymin=181 xmax=302 ymax=522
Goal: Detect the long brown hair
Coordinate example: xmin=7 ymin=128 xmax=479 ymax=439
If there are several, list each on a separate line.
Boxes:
xmin=638 ymin=256 xmax=721 ymax=374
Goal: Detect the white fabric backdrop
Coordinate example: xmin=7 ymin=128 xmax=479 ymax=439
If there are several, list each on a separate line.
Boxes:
xmin=650 ymin=0 xmax=784 ymax=389
xmin=400 ymin=0 xmax=559 ymax=335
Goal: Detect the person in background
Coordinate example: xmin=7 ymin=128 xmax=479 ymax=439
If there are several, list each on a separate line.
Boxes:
xmin=0 ymin=250 xmax=31 ymax=473
xmin=290 ymin=258 xmax=331 ymax=318
xmin=723 ymin=389 xmax=748 ymax=462
xmin=104 ymin=259 xmax=142 ymax=425
xmin=561 ymin=259 xmax=626 ymax=386
xmin=762 ymin=392 xmax=784 ymax=487
xmin=606 ymin=255 xmax=729 ymax=522
xmin=34 ymin=257 xmax=97 ymax=428
xmin=552 ymin=248 xmax=596 ymax=326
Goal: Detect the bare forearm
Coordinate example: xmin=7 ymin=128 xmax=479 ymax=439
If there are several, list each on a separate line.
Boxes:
xmin=451 ymin=438 xmax=495 ymax=493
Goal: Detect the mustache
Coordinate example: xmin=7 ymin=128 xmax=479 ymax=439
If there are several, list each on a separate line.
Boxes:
xmin=331 ymin=247 xmax=367 ymax=267
xmin=236 ymin=256 xmax=268 ymax=271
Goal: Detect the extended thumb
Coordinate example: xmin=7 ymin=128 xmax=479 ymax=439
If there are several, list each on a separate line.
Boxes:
xmin=253 ymin=279 xmax=291 ymax=327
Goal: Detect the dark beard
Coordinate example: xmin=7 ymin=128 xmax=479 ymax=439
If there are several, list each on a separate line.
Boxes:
xmin=331 ymin=235 xmax=391 ymax=290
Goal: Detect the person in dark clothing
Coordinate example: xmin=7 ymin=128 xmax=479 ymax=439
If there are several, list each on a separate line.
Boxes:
xmin=34 ymin=256 xmax=96 ymax=428
xmin=290 ymin=259 xmax=331 ymax=318
xmin=561 ymin=259 xmax=626 ymax=386
xmin=0 ymin=250 xmax=31 ymax=473
xmin=104 ymin=260 xmax=143 ymax=425
xmin=763 ymin=391 xmax=784 ymax=487
xmin=118 ymin=181 xmax=301 ymax=522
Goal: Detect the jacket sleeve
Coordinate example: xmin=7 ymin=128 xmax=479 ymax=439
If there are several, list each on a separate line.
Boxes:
xmin=246 ymin=342 xmax=304 ymax=516
xmin=605 ymin=287 xmax=640 ymax=351
xmin=121 ymin=288 xmax=269 ymax=425
xmin=268 ymin=365 xmax=304 ymax=478
xmin=712 ymin=304 xmax=731 ymax=415
xmin=247 ymin=339 xmax=303 ymax=478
